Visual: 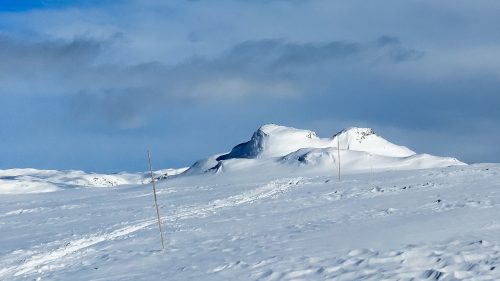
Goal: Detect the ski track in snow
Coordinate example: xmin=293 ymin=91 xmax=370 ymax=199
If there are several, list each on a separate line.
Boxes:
xmin=0 ymin=177 xmax=305 ymax=278
xmin=170 ymin=177 xmax=304 ymax=220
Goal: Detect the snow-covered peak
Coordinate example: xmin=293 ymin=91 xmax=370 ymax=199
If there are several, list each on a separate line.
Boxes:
xmin=217 ymin=124 xmax=415 ymax=161
xmin=334 ymin=127 xmax=376 ymax=139
xmin=333 ymin=127 xmax=416 ymax=157
xmin=258 ymin=124 xmax=316 ymax=137
xmin=216 ymin=124 xmax=331 ymax=160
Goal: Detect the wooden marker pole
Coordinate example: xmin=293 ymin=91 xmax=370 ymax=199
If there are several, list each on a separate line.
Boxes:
xmin=337 ymin=136 xmax=341 ymax=181
xmin=147 ymin=150 xmax=165 ymax=250
xmin=370 ymin=153 xmax=373 ymax=182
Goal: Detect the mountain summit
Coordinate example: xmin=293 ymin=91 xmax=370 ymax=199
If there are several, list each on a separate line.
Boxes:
xmin=184 ymin=124 xmax=464 ymax=176
xmin=217 ymin=124 xmax=414 ymax=161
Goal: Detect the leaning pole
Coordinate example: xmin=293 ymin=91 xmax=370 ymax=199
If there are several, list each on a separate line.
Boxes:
xmin=147 ymin=150 xmax=166 ymax=250
xmin=337 ymin=136 xmax=341 ymax=181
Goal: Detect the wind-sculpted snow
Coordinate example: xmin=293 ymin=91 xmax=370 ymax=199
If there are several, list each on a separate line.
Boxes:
xmin=215 ymin=240 xmax=500 ymax=280
xmin=185 ymin=124 xmax=464 ymax=176
xmin=1 ymin=164 xmax=500 ymax=280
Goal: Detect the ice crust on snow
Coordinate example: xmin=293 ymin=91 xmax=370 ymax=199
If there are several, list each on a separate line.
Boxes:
xmin=186 ymin=124 xmax=464 ymax=175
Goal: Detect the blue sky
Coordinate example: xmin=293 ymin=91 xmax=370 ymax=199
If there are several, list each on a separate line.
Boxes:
xmin=1 ymin=0 xmax=499 ymax=172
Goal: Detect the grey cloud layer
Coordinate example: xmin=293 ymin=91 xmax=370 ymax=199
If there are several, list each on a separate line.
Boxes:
xmin=0 ymin=34 xmax=425 ymax=127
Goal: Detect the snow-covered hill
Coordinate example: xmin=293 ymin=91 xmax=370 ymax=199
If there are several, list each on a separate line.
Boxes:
xmin=184 ymin=124 xmax=464 ymax=176
xmin=0 ymin=168 xmax=187 ymax=194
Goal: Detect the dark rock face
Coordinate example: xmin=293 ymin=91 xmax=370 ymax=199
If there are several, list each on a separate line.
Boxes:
xmin=216 ymin=129 xmax=268 ymax=161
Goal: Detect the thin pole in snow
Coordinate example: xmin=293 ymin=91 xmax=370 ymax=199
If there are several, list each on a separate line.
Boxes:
xmin=371 ymin=154 xmax=373 ymax=178
xmin=369 ymin=153 xmax=373 ymax=183
xmin=147 ymin=150 xmax=165 ymax=250
xmin=337 ymin=136 xmax=341 ymax=181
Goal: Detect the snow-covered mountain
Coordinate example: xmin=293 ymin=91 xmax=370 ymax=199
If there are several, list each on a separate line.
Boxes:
xmin=184 ymin=124 xmax=464 ymax=176
xmin=0 ymin=124 xmax=463 ymax=194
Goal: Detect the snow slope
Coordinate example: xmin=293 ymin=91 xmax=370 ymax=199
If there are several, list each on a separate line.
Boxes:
xmin=1 ymin=164 xmax=500 ymax=280
xmin=184 ymin=124 xmax=464 ymax=176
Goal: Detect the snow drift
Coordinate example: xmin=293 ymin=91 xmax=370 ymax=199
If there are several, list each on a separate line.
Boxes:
xmin=183 ymin=124 xmax=464 ymax=176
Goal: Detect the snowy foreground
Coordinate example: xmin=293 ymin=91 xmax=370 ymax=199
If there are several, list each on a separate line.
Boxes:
xmin=2 ymin=164 xmax=500 ymax=280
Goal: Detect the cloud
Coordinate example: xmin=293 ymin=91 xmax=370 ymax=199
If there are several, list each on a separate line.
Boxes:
xmin=0 ymin=31 xmax=492 ymax=141
xmin=60 ymin=36 xmax=424 ymax=127
xmin=70 ymin=88 xmax=154 ymax=129
xmin=0 ymin=35 xmax=102 ymax=94
xmin=223 ymin=39 xmax=359 ymax=65
xmin=374 ymin=36 xmax=424 ymax=62
xmin=0 ymin=31 xmax=425 ymax=129
xmin=217 ymin=37 xmax=422 ymax=70
xmin=0 ymin=35 xmax=101 ymax=64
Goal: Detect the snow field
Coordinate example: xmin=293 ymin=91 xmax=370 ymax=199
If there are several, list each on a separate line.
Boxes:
xmin=1 ymin=164 xmax=500 ymax=280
